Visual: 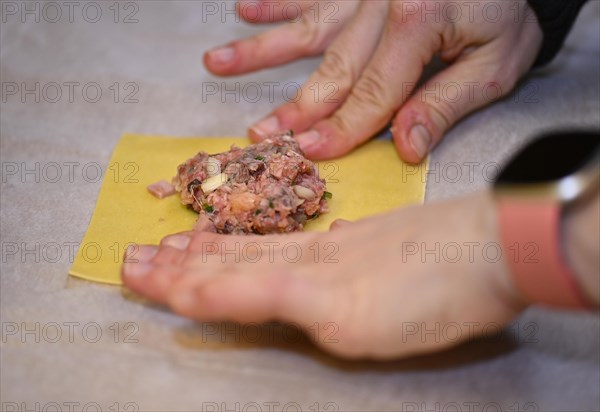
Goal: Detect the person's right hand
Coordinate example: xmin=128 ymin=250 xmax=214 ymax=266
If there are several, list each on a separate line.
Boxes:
xmin=204 ymin=0 xmax=543 ymax=164
xmin=122 ymin=191 xmax=526 ymax=359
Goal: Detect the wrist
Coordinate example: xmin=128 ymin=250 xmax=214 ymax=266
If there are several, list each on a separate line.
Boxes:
xmin=491 ymin=131 xmax=599 ymax=309
xmin=478 ymin=190 xmax=530 ymax=312
xmin=563 ymin=193 xmax=600 ymax=306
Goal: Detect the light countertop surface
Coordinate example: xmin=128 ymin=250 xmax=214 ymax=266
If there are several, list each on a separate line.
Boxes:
xmin=1 ymin=2 xmax=599 ymax=411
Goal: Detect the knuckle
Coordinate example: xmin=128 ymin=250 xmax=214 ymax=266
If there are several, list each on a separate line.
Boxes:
xmin=389 ymin=0 xmax=422 ymax=27
xmin=265 ymin=272 xmax=298 ymax=315
xmin=156 ymin=246 xmax=185 ymax=266
xmin=500 ymin=69 xmax=520 ymax=92
xmin=349 ymin=68 xmax=390 ymax=113
xmin=425 ymin=101 xmax=453 ymax=132
xmin=316 ymin=48 xmax=355 ymax=87
xmin=327 ymin=283 xmax=375 ymax=359
xmin=326 ymin=68 xmax=391 ymax=136
xmin=485 ymin=46 xmax=522 ymax=94
xmin=295 ymin=16 xmax=322 ymax=55
xmin=328 ymin=112 xmax=354 ymax=136
xmin=487 ymin=65 xmax=519 ymax=98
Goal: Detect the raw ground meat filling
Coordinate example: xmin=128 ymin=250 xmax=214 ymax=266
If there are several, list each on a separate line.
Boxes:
xmin=172 ymin=132 xmax=329 ymax=234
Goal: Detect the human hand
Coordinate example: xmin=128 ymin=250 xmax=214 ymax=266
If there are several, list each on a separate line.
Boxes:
xmin=121 ymin=191 xmax=526 ymax=359
xmin=204 ymin=0 xmax=543 ymax=164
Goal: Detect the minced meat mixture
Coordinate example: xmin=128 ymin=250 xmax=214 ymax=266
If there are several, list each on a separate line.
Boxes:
xmin=172 ymin=131 xmax=330 ymax=234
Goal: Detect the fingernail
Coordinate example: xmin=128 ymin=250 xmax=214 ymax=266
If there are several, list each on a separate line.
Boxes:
xmin=124 ymin=244 xmax=137 ymax=260
xmin=295 ymin=129 xmax=321 ymax=153
xmin=136 ymin=245 xmax=159 ymax=263
xmin=408 ymin=124 xmax=432 ymax=159
xmin=207 ymin=46 xmax=235 ymax=64
xmin=249 ymin=116 xmax=280 ymax=139
xmin=239 ymin=0 xmax=262 ymax=19
xmin=329 ymin=219 xmax=352 ymax=231
xmin=123 ymin=262 xmax=153 ymax=278
xmin=162 ymin=234 xmax=190 ymax=251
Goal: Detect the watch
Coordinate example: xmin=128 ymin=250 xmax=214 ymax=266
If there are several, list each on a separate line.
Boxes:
xmin=494 ymin=130 xmax=599 ymax=309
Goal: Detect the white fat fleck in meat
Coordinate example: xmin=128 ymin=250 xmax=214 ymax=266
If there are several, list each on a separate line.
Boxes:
xmin=173 ymin=131 xmax=330 ymax=234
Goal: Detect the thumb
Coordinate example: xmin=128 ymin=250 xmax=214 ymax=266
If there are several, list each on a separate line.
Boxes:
xmin=391 ymin=48 xmax=521 ymax=164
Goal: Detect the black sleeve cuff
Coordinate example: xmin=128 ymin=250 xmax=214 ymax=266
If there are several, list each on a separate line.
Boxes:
xmin=527 ymin=0 xmax=589 ymax=67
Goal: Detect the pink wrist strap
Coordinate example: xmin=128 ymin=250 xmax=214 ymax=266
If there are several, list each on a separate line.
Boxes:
xmin=498 ymin=199 xmax=591 ymax=309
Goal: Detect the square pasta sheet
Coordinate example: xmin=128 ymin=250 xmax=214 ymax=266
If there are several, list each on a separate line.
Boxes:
xmin=70 ymin=134 xmax=428 ymax=284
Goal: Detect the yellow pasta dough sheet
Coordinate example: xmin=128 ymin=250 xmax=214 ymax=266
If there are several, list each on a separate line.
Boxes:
xmin=69 ymin=134 xmax=428 ymax=284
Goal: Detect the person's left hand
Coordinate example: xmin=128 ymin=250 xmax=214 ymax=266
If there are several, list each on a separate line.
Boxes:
xmin=204 ymin=0 xmax=543 ymax=164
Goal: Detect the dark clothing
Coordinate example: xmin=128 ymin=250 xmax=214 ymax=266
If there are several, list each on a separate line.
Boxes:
xmin=527 ymin=0 xmax=589 ymax=66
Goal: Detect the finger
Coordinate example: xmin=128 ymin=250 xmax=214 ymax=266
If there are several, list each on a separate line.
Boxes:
xmin=292 ymin=4 xmax=441 ymax=160
xmin=167 ymin=267 xmax=335 ymax=326
xmin=161 ymin=230 xmax=246 ymax=253
xmin=391 ymin=44 xmax=523 ymax=164
xmin=151 ymin=245 xmax=188 ymax=266
xmin=205 ymin=2 xmax=357 ymax=76
xmin=236 ymin=0 xmax=313 ymax=24
xmin=160 ymin=232 xmax=193 ymax=250
xmin=122 ymin=242 xmax=227 ymax=304
xmin=248 ymin=1 xmax=387 ymax=140
xmin=122 ymin=261 xmax=186 ymax=304
xmin=122 ymin=244 xmax=184 ymax=303
xmin=160 ymin=231 xmax=278 ymax=267
xmin=329 ymin=219 xmax=352 ymax=231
